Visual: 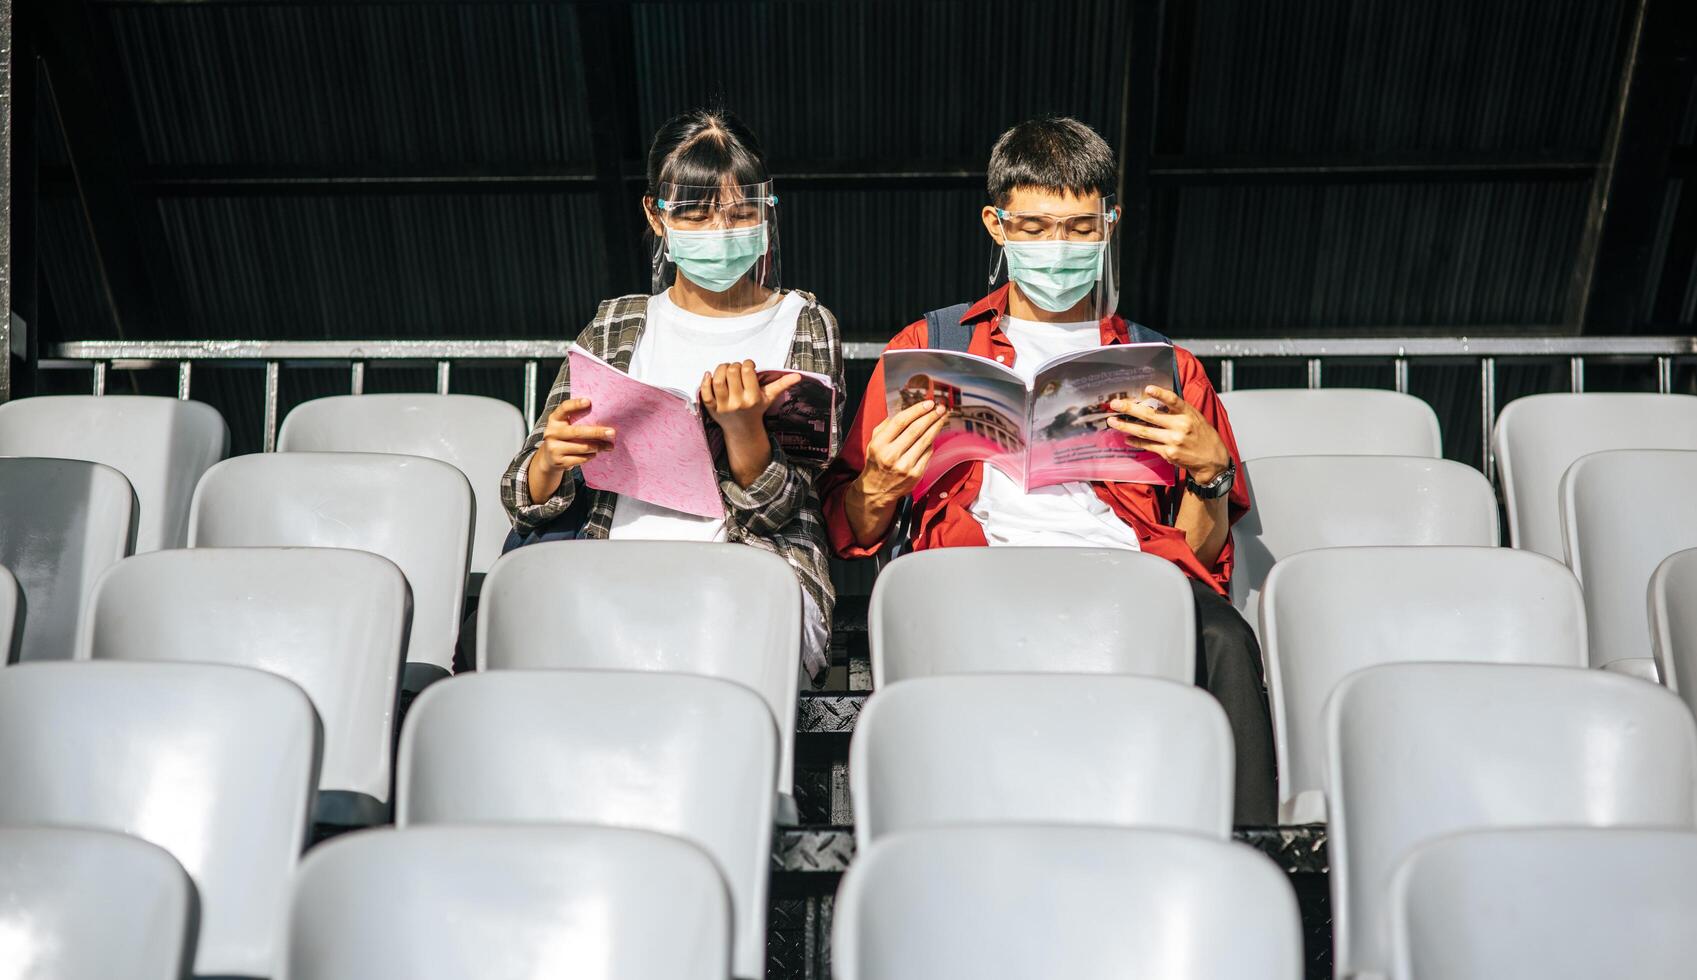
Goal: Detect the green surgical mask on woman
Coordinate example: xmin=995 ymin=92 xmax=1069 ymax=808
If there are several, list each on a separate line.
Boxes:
xmin=665 ymin=223 xmax=769 ymax=293
xmin=1002 ymin=239 xmax=1107 ymax=313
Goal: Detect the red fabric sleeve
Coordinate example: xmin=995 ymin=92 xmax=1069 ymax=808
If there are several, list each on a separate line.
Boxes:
xmin=819 ymin=319 xmax=930 ymax=558
xmin=1176 ymin=347 xmax=1251 ymax=590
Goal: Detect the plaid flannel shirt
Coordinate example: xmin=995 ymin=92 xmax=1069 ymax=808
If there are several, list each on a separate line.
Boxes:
xmin=500 ymin=290 xmax=844 ymax=682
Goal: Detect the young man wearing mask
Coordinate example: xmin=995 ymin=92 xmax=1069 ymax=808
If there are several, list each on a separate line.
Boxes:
xmin=820 ymin=116 xmax=1273 ymax=824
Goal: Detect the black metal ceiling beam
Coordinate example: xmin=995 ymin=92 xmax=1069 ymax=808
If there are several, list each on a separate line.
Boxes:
xmin=39 ymin=152 xmax=1602 ymax=197
xmin=92 ymin=0 xmax=710 ymax=5
xmin=1149 ymin=151 xmax=1598 ymax=186
xmin=34 ymin=0 xmax=187 ymax=337
xmin=1567 ymin=0 xmax=1697 ymax=333
xmin=43 ymin=164 xmax=994 ymax=196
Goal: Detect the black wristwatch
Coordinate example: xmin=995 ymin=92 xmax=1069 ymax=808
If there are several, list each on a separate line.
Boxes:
xmin=1185 ymin=460 xmax=1236 ymax=500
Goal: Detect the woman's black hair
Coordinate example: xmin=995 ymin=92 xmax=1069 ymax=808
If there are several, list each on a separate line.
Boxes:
xmin=645 ymin=108 xmax=770 ymax=202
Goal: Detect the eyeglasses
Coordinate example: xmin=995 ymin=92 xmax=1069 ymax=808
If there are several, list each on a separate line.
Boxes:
xmin=996 ymin=207 xmax=1118 ymax=242
xmin=654 ymin=194 xmax=778 ymax=230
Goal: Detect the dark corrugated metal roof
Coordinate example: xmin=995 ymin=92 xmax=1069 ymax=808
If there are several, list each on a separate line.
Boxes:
xmin=28 ymin=0 xmax=1691 ymax=463
xmin=106 ymin=3 xmax=596 ymax=166
xmin=1182 ymin=0 xmax=1625 ymax=155
xmin=631 ymin=0 xmax=1130 ymax=166
xmin=1149 ymin=179 xmax=1592 ymax=333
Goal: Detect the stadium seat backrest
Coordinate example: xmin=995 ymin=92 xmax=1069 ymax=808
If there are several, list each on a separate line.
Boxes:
xmin=79 ymin=547 xmax=411 ymax=826
xmin=850 ymin=674 xmax=1233 ymax=848
xmin=0 ymin=564 xmax=19 ymax=664
xmin=188 ymin=452 xmax=472 ymax=678
xmin=1493 ymin=393 xmax=1697 ymax=559
xmin=1326 ymin=662 xmax=1697 ymax=980
xmin=1262 ymin=546 xmax=1587 ymax=823
xmin=1561 ymin=449 xmax=1697 ymax=671
xmin=1230 ymin=455 xmax=1499 ymax=627
xmin=833 ymin=825 xmax=1302 ymax=980
xmin=1390 ymin=827 xmax=1697 ymax=980
xmin=277 ymin=394 xmax=524 ymax=576
xmin=0 ymin=395 xmax=228 ymax=552
xmin=0 ymin=661 xmax=321 ymax=978
xmin=0 ymin=457 xmax=136 ymax=662
xmin=1220 ymin=389 xmax=1442 ymax=460
xmin=0 ymin=826 xmax=198 ymax=980
xmin=1653 ymin=548 xmax=1697 ymax=707
xmin=286 ymin=825 xmax=732 ymax=980
xmin=869 ymin=547 xmax=1195 ymax=686
xmin=478 ymin=541 xmax=800 ymax=817
xmin=396 ymin=670 xmax=775 ymax=980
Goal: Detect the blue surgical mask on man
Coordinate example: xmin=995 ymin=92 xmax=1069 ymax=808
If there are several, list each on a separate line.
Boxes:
xmin=1001 ymin=239 xmax=1107 ymax=313
xmin=665 ymin=223 xmax=769 ymax=293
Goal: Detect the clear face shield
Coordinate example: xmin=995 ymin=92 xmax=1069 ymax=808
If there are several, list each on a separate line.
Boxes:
xmin=987 ymin=193 xmax=1122 ymax=320
xmin=648 ymin=181 xmax=780 ymax=295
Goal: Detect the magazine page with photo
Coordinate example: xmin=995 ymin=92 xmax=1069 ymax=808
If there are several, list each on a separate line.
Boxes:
xmin=755 ymin=368 xmax=837 ymax=466
xmin=881 ymin=349 xmax=1030 ymax=495
xmin=880 ymin=343 xmax=1179 ymax=496
xmin=1027 ymin=343 xmax=1178 ymax=488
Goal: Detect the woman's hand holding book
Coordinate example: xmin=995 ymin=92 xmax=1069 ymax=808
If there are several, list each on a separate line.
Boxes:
xmin=701 ymin=360 xmax=803 ymax=488
xmin=527 ymin=397 xmax=617 ymax=500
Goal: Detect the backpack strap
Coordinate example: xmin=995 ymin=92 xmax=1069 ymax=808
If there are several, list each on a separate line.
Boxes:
xmin=924 ymin=303 xmax=976 ymax=353
xmin=1125 ymin=320 xmax=1170 ymax=345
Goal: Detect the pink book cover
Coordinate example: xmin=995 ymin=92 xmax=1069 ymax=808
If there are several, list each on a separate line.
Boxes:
xmin=567 ymin=345 xmax=725 ymax=519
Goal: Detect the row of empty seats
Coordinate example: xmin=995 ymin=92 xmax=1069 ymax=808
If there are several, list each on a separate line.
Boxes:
xmin=9 ymin=657 xmax=1697 ymax=978
xmin=3 ymin=386 xmax=1697 ymax=980
xmin=5 ymin=390 xmax=1693 ymax=677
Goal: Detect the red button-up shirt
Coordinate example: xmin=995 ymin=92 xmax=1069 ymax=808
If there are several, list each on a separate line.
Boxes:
xmin=820 ymin=285 xmax=1252 ymax=594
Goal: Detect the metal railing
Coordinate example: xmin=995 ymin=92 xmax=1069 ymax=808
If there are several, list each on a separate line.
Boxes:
xmin=42 ymin=335 xmax=1697 ymax=465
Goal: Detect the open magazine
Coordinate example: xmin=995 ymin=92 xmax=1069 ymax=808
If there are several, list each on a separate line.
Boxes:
xmin=566 ymin=344 xmax=836 ymax=519
xmin=881 ymin=343 xmax=1179 ymax=497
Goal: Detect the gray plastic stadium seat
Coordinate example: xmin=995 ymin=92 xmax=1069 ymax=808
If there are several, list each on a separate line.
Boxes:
xmin=0 ymin=395 xmax=227 ymax=553
xmin=0 ymin=564 xmax=19 ymax=663
xmin=0 ymin=457 xmax=136 ymax=662
xmin=1390 ymin=827 xmax=1697 ymax=980
xmin=478 ymin=541 xmax=802 ymax=823
xmin=1561 ymin=449 xmax=1697 ymax=674
xmin=78 ymin=547 xmax=410 ymax=827
xmin=1262 ymin=547 xmax=1587 ymax=824
xmin=1220 ymin=389 xmax=1442 ymax=460
xmin=833 ymin=826 xmax=1302 ymax=980
xmin=1493 ymin=393 xmax=1697 ymax=559
xmin=869 ymin=548 xmax=1195 ymax=687
xmin=397 ymin=670 xmax=775 ymax=980
xmin=850 ymin=675 xmax=1233 ymax=848
xmin=1231 ymin=456 xmax=1498 ymax=626
xmin=277 ymin=394 xmax=524 ymax=576
xmin=0 ymin=661 xmax=321 ymax=979
xmin=189 ymin=452 xmax=471 ymax=683
xmin=1326 ymin=663 xmax=1697 ymax=980
xmin=1652 ymin=548 xmax=1697 ymax=709
xmin=0 ymin=826 xmax=197 ymax=980
xmin=286 ymin=825 xmax=731 ymax=980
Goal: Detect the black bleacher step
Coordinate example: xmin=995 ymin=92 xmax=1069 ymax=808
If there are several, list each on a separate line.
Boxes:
xmin=772 ymin=825 xmax=1328 ymax=875
xmin=796 ymin=692 xmax=863 ymax=733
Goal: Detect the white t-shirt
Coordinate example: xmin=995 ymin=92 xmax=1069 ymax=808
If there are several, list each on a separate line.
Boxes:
xmin=608 ymin=288 xmax=804 ymax=540
xmin=968 ymin=316 xmax=1144 ymax=552
xmin=608 ymin=287 xmax=829 ymax=675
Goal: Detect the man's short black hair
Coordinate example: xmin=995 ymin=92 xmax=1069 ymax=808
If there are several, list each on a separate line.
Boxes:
xmin=987 ymin=116 xmax=1117 ymax=207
